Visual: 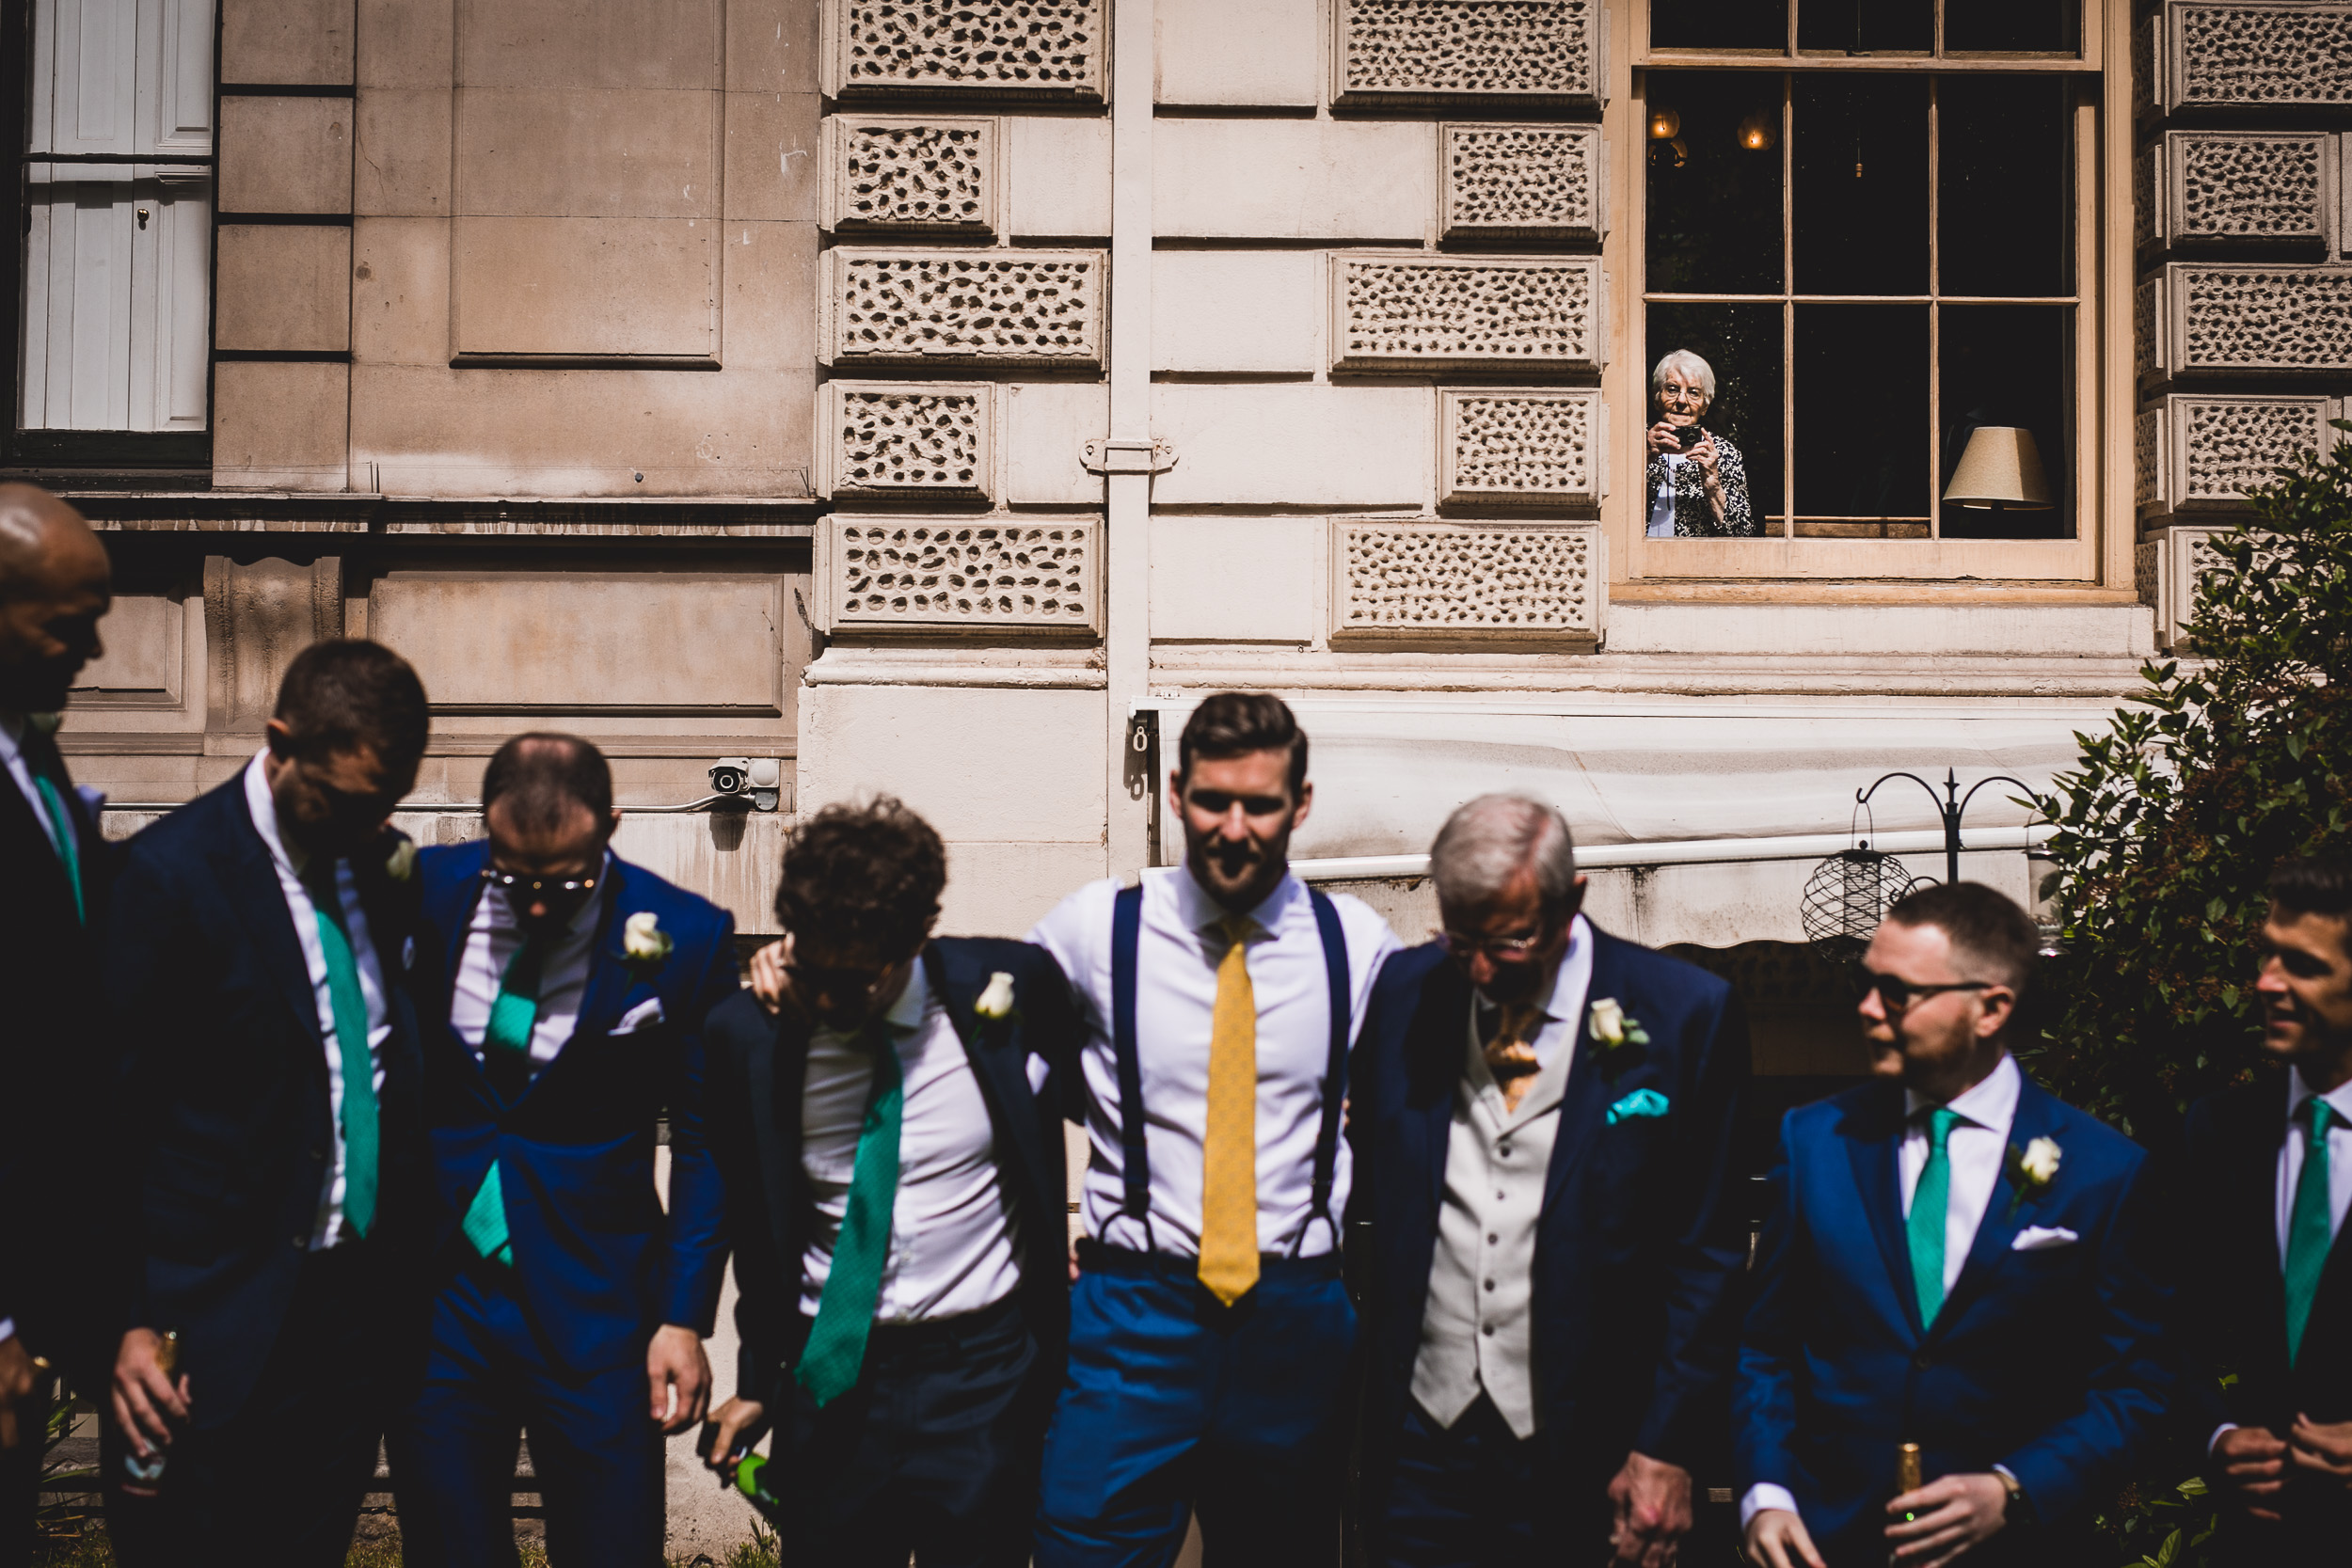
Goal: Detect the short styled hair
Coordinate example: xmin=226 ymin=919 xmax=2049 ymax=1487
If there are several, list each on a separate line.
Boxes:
xmin=1650 ymin=348 xmax=1717 ymax=405
xmin=774 ymin=796 xmax=946 ymax=958
xmin=482 ymin=734 xmax=613 ymax=837
xmin=1177 ymin=691 xmax=1308 ymax=797
xmin=273 ymin=639 xmax=429 ymax=766
xmin=2270 ymin=856 xmax=2352 ymax=919
xmin=1885 ymin=880 xmax=2040 ymax=998
xmin=1430 ymin=793 xmax=1579 ymax=917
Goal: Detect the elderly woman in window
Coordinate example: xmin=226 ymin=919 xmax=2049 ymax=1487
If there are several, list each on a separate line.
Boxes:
xmin=1645 ymin=349 xmax=1756 ymax=537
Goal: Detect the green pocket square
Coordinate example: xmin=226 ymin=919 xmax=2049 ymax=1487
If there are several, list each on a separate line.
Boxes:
xmin=1607 ymin=1088 xmax=1671 ymax=1125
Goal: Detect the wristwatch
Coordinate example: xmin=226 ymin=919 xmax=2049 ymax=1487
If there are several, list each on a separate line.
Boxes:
xmin=1993 ymin=1465 xmax=2035 ymax=1525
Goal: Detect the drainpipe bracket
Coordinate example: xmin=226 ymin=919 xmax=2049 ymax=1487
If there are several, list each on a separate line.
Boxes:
xmin=1082 ymin=437 xmax=1178 ymax=475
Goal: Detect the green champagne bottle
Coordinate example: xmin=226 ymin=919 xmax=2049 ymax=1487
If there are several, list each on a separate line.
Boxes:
xmin=733 ymin=1451 xmax=787 ymax=1522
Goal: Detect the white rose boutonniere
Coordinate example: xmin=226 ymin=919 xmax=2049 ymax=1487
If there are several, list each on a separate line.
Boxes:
xmin=2006 ymin=1135 xmax=2062 ymax=1216
xmin=1586 ymin=997 xmax=1651 ymax=1076
xmin=975 ymin=971 xmax=1018 ymax=1021
xmin=384 ymin=837 xmax=418 ymax=883
xmin=622 ymin=911 xmax=674 ymax=968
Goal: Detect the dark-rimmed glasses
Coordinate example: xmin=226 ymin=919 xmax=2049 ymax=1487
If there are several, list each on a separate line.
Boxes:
xmin=1853 ymin=972 xmax=1992 ymax=1012
xmin=482 ymin=867 xmax=599 ymax=900
xmin=1442 ymin=930 xmax=1550 ymax=963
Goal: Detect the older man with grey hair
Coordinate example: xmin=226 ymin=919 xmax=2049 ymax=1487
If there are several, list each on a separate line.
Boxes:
xmin=1349 ymin=793 xmax=1751 ymax=1568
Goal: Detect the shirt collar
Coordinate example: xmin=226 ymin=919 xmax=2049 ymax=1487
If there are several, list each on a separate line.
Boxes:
xmin=1907 ymin=1049 xmax=2021 ymax=1130
xmin=882 ymin=955 xmax=930 ymax=1035
xmin=2285 ymin=1069 xmax=2352 ymax=1131
xmin=1474 ymin=913 xmax=1593 ymax=1021
xmin=0 ymin=711 xmax=24 ymax=762
xmin=1173 ymin=861 xmax=1299 ymax=938
xmin=244 ymin=748 xmax=312 ymax=879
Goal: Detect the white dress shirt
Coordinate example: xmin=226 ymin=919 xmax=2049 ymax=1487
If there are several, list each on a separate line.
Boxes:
xmin=243 ymin=752 xmax=391 ymax=1251
xmin=449 ymin=857 xmax=611 ymax=1075
xmin=1028 ymin=865 xmax=1401 ymax=1258
xmin=1648 ymin=452 xmax=1689 ymax=537
xmin=1741 ymin=1053 xmax=2022 ymax=1531
xmin=0 ymin=711 xmax=71 ymax=861
xmin=799 ymin=960 xmax=1024 ymax=1323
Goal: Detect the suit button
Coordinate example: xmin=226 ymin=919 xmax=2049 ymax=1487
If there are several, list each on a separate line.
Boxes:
xmin=309 ymin=1148 xmax=325 ymax=1161
xmin=292 ymin=1235 xmax=308 ymax=1250
xmin=1914 ymin=1353 xmax=1932 ymax=1370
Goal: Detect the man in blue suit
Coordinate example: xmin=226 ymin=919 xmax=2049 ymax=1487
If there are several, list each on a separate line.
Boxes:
xmin=387 ymin=734 xmax=737 ymax=1568
xmin=1351 ymin=793 xmax=1750 ymax=1567
xmin=101 ymin=639 xmax=434 ymax=1568
xmin=703 ymin=797 xmax=1081 ymax=1566
xmin=1739 ymin=882 xmax=2169 ymax=1568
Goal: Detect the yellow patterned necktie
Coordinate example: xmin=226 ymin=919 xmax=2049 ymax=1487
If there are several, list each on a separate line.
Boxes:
xmin=1199 ymin=914 xmax=1261 ymax=1306
xmin=1484 ymin=1002 xmax=1545 ymax=1114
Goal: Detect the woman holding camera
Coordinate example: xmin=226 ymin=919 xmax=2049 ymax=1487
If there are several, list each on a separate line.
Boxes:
xmin=1645 ymin=349 xmax=1756 ymax=537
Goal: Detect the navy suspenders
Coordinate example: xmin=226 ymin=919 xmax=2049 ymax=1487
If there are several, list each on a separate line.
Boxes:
xmin=1109 ymin=880 xmax=1353 ymax=1254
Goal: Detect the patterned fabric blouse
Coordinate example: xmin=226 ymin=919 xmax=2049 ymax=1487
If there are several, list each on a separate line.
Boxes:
xmin=1645 ymin=435 xmax=1756 ymax=537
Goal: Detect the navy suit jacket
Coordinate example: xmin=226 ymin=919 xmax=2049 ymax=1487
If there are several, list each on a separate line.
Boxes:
xmin=415 ymin=841 xmax=736 ymax=1376
xmin=102 ymin=775 xmax=430 ymax=1427
xmin=1350 ymin=927 xmax=1751 ymax=1494
xmin=1736 ymin=1070 xmax=2170 ymax=1560
xmin=703 ymin=937 xmax=1081 ymax=1418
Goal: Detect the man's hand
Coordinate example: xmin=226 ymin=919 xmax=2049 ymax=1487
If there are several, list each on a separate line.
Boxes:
xmin=0 ymin=1335 xmax=40 ymax=1452
xmin=749 ymin=940 xmax=788 ymax=1015
xmin=111 ymin=1328 xmax=190 ymax=1456
xmin=1607 ymin=1450 xmax=1692 ymax=1568
xmin=1885 ymin=1473 xmax=2009 ymax=1567
xmin=2214 ymin=1424 xmax=2289 ymax=1521
xmin=702 ymin=1395 xmax=768 ymax=1482
xmin=2289 ymin=1413 xmax=2352 ymax=1491
xmin=1743 ymin=1509 xmax=1825 ymax=1568
xmin=646 ymin=1324 xmax=710 ymax=1433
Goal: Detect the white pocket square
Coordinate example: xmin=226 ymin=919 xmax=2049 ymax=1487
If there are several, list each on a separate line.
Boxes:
xmin=1025 ymin=1053 xmax=1051 ymax=1095
xmin=612 ymin=997 xmax=666 ymax=1035
xmin=2011 ymin=1226 xmax=2079 ymax=1251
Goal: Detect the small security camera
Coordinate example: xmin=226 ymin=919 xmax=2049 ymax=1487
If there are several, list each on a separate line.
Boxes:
xmin=708 ymin=757 xmax=783 ymax=812
xmin=708 ymin=758 xmax=753 ymax=797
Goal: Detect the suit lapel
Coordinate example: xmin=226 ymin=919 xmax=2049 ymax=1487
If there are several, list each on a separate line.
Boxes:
xmin=514 ymin=861 xmax=631 ymax=1106
xmin=1541 ymin=929 xmax=1629 ymax=1216
xmin=1845 ymin=1083 xmax=1925 ymax=1339
xmin=213 ymin=788 xmax=329 ymax=1059
xmin=923 ymin=942 xmax=1051 ymax=1221
xmin=1407 ymin=960 xmax=1470 ymax=1214
xmin=0 ymin=768 xmax=75 ymax=918
xmin=756 ymin=1000 xmax=811 ymax=1269
xmin=1931 ymin=1073 xmax=2056 ymax=1338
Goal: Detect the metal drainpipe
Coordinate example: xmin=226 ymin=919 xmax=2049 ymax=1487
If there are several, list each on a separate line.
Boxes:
xmin=1103 ymin=0 xmax=1154 ymax=879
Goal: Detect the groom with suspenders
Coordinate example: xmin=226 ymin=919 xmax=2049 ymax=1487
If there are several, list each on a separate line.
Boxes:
xmin=1028 ymin=692 xmax=1399 ymax=1568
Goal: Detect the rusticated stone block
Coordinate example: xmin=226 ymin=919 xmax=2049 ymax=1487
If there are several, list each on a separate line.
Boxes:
xmin=1439 ymin=123 xmax=1602 ymax=242
xmin=2158 ymin=3 xmax=2352 ymax=112
xmin=2138 ymin=523 xmax=2233 ymax=650
xmin=1331 ymin=255 xmax=1602 ymax=372
xmin=2150 ymin=131 xmax=2331 ymax=248
xmin=1438 ymin=388 xmax=1605 ymax=506
xmin=819 ymin=248 xmax=1104 ymax=367
xmin=1337 ymin=0 xmax=1598 ymax=107
xmin=820 ymin=516 xmax=1100 ymax=634
xmin=821 ymin=117 xmax=996 ymax=234
xmin=2138 ymin=393 xmax=2337 ymax=515
xmin=824 ymin=0 xmax=1104 ymax=101
xmin=1333 ymin=520 xmax=1602 ymax=639
xmin=818 ymin=382 xmax=993 ymax=501
xmin=2144 ymin=265 xmax=2352 ymax=380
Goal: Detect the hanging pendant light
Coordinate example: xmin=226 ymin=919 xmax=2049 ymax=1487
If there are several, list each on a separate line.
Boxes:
xmin=1648 ymin=107 xmax=1682 ymax=141
xmin=1736 ymin=111 xmax=1774 ymax=151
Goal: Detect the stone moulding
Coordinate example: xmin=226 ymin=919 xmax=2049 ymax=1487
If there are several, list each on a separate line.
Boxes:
xmin=820 ymin=116 xmax=999 ymax=236
xmin=2137 ymin=393 xmax=2339 ymax=517
xmin=2141 ymin=265 xmax=2352 ymax=381
xmin=819 ymin=515 xmax=1101 ymax=636
xmin=818 ymin=248 xmax=1105 ymax=368
xmin=1330 ymin=254 xmax=1604 ymax=373
xmin=1335 ymin=0 xmax=1601 ymax=109
xmin=1332 ymin=519 xmax=1604 ymax=640
xmin=2137 ymin=523 xmax=2232 ymax=651
xmin=2148 ymin=132 xmax=2333 ymax=250
xmin=2156 ymin=2 xmax=2352 ymax=113
xmin=1438 ymin=123 xmax=1604 ymax=243
xmin=817 ymin=382 xmax=995 ymax=503
xmin=1438 ymin=388 xmax=1607 ymax=507
xmin=821 ymin=0 xmax=1104 ymax=102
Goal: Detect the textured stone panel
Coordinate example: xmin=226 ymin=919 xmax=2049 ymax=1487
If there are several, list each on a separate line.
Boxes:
xmin=2149 ymin=266 xmax=2352 ymax=378
xmin=821 ymin=248 xmax=1104 ymax=366
xmin=822 ymin=117 xmax=996 ymax=234
xmin=1337 ymin=0 xmax=1598 ymax=106
xmin=2135 ymin=407 xmax=2161 ymax=512
xmin=819 ymin=382 xmax=993 ymax=501
xmin=2139 ymin=524 xmax=2233 ymax=651
xmin=826 ymin=0 xmax=1104 ymax=100
xmin=2154 ymin=132 xmax=2330 ymax=247
xmin=2162 ymin=3 xmax=2352 ymax=111
xmin=823 ymin=517 xmax=1100 ymax=633
xmin=1439 ymin=388 xmax=1603 ymax=506
xmin=2143 ymin=394 xmax=2335 ymax=513
xmin=1440 ymin=124 xmax=1600 ymax=241
xmin=1335 ymin=521 xmax=1601 ymax=638
xmin=1332 ymin=255 xmax=1601 ymax=372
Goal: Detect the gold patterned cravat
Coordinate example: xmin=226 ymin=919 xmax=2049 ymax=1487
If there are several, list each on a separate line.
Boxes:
xmin=1483 ymin=1002 xmax=1546 ymax=1114
xmin=1199 ymin=914 xmax=1261 ymax=1306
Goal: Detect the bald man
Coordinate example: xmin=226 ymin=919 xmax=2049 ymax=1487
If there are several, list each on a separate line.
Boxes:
xmin=0 ymin=483 xmax=112 ymax=1568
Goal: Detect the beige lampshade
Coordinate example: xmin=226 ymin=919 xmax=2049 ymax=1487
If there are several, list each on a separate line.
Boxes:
xmin=1943 ymin=426 xmax=2054 ymax=510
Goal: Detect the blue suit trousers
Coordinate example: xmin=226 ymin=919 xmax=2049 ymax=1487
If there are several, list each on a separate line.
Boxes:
xmin=387 ymin=1258 xmax=664 ymax=1568
xmin=1035 ymin=1247 xmax=1358 ymax=1568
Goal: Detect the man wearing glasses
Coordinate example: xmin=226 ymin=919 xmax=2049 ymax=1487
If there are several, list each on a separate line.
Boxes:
xmin=386 ymin=734 xmax=738 ymax=1568
xmin=1349 ymin=793 xmax=1749 ymax=1568
xmin=1739 ymin=882 xmax=2169 ymax=1568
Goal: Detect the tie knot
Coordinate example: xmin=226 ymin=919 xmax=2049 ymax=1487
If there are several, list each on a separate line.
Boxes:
xmin=2308 ymin=1097 xmax=2341 ymax=1144
xmin=1925 ymin=1106 xmax=1963 ymax=1148
xmin=1216 ymin=914 xmax=1255 ymax=949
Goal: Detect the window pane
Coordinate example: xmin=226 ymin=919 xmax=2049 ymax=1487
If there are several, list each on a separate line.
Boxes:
xmin=1647 ymin=302 xmax=1785 ymax=534
xmin=1792 ymin=75 xmax=1927 ymax=295
xmin=1793 ymin=304 xmax=1928 ymax=532
xmin=1645 ymin=71 xmax=1786 ymax=295
xmin=1796 ymin=0 xmax=1931 ymax=55
xmin=1939 ymin=77 xmax=2070 ymax=298
xmin=1945 ymin=0 xmax=2080 ymax=53
xmin=1940 ymin=305 xmax=2073 ymax=539
xmin=1650 ymin=0 xmax=1788 ymax=52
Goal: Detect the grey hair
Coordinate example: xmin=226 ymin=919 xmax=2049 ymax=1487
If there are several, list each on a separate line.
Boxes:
xmin=1429 ymin=793 xmax=1579 ymax=914
xmin=1650 ymin=349 xmax=1716 ymax=407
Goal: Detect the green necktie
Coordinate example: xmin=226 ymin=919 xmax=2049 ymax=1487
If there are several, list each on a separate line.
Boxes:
xmin=1908 ymin=1106 xmax=1962 ymax=1328
xmin=307 ymin=862 xmax=378 ymax=1239
xmin=795 ymin=1026 xmax=905 ymax=1407
xmin=29 ymin=774 xmax=83 ymax=925
xmin=462 ymin=937 xmax=545 ymax=1269
xmin=2285 ymin=1095 xmax=2339 ymax=1366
